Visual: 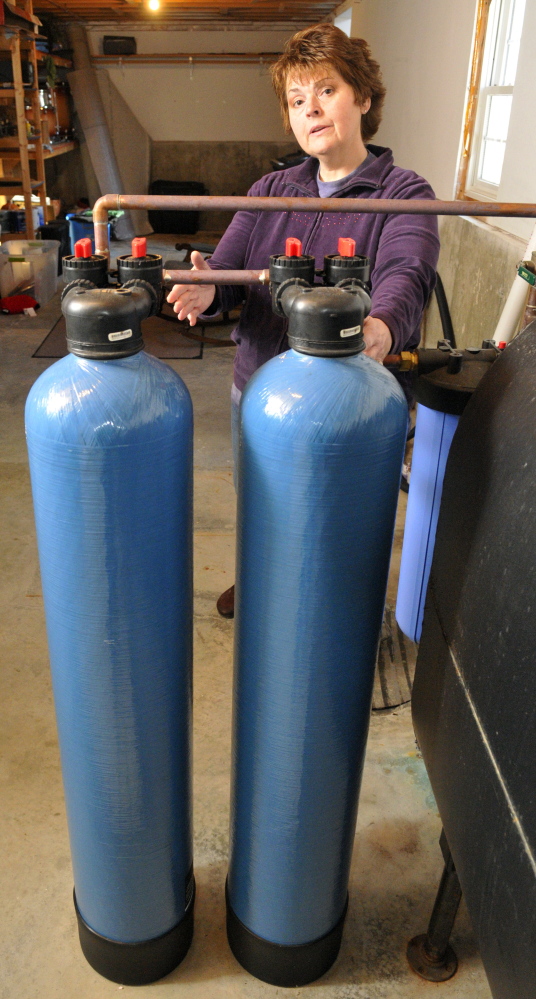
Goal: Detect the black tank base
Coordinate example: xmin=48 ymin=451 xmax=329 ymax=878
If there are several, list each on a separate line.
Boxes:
xmin=74 ymin=885 xmax=195 ymax=985
xmin=226 ymin=882 xmax=347 ymax=987
xmin=406 ymin=934 xmax=458 ymax=983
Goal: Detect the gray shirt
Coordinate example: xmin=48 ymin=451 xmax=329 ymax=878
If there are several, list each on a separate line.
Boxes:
xmin=316 ymin=150 xmax=377 ymax=197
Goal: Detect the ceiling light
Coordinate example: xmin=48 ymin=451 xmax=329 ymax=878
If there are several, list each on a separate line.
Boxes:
xmin=148 ymin=0 xmax=160 ymax=10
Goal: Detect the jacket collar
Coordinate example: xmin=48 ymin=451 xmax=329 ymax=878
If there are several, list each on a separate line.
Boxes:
xmin=281 ymin=144 xmax=394 ymax=197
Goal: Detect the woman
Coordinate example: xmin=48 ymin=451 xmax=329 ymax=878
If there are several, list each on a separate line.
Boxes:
xmin=168 ymin=23 xmax=440 ymax=617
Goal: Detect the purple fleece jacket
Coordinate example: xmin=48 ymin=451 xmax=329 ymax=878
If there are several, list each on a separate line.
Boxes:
xmin=203 ymin=144 xmax=440 ymax=392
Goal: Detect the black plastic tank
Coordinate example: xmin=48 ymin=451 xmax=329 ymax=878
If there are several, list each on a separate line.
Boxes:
xmin=412 ymin=322 xmax=536 ymax=998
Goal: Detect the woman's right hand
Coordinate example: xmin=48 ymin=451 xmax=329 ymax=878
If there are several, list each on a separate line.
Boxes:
xmin=166 ymin=250 xmax=216 ymax=326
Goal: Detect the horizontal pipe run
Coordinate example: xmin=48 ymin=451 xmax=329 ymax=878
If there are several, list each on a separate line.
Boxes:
xmin=164 ymin=268 xmax=268 ymax=285
xmin=92 ymin=53 xmax=281 ymax=65
xmin=93 ymin=193 xmax=536 ymax=257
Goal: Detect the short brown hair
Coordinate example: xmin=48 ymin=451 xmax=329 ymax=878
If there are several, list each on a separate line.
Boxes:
xmin=271 ymin=23 xmax=386 ymax=143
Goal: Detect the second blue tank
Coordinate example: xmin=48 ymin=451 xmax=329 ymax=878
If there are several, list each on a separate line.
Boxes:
xmin=227 ymin=320 xmax=408 ymax=983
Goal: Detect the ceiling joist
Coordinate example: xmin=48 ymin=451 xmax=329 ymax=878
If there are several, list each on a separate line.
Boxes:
xmin=33 ymin=0 xmax=342 ymax=25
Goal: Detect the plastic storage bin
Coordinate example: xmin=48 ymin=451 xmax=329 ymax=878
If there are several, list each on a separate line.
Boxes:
xmin=0 ymin=239 xmax=60 ymax=305
xmin=66 ymin=213 xmax=112 ymax=254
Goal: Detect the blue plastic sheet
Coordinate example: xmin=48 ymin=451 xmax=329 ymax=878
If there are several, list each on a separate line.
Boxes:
xmin=396 ymin=403 xmax=459 ymax=643
xmin=25 ymin=350 xmax=193 ymax=944
xmin=228 ymin=348 xmax=408 ymax=946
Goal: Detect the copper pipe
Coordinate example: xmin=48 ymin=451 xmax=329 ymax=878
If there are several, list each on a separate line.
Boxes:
xmin=164 ymin=268 xmax=269 ymax=285
xmin=93 ymin=193 xmax=536 ymax=256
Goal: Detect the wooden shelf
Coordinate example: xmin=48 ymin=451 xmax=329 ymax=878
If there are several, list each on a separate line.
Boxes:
xmin=43 ymin=138 xmax=76 ymax=158
xmin=0 ymin=138 xmax=77 ymax=157
xmin=0 ymin=177 xmax=42 ymax=197
xmin=0 ymin=14 xmax=48 ymax=237
xmin=0 ymin=229 xmax=34 ymax=242
xmin=0 ymin=86 xmax=36 ymax=96
xmin=35 ymin=50 xmax=72 ymax=68
xmin=1 ymin=1 xmax=39 ymax=27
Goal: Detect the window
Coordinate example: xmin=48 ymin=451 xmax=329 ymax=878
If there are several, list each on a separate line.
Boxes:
xmin=464 ymin=0 xmax=526 ymax=199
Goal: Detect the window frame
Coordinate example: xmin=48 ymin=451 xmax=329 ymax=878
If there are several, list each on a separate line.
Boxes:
xmin=466 ymin=84 xmax=513 ymax=198
xmin=456 ymin=0 xmax=526 ymax=201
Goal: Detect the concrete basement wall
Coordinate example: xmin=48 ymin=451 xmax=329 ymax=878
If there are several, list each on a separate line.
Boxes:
xmin=424 ymin=217 xmax=524 ymax=349
xmin=83 ymin=28 xmax=299 ymax=230
xmin=47 ymin=68 xmax=151 ymax=233
xmin=345 ymin=0 xmax=476 ymax=199
xmin=85 ymin=30 xmax=291 ymax=142
xmin=151 ymin=139 xmax=298 ymax=231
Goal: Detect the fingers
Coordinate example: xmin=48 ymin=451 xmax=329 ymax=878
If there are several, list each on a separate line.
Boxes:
xmin=177 ymin=303 xmax=200 ymax=325
xmin=190 ymin=249 xmax=212 ymax=270
xmin=166 ymin=286 xmax=215 ymax=326
xmin=169 ymin=288 xmax=197 ymax=311
xmin=166 ymin=283 xmax=188 ymax=304
xmin=166 ymin=254 xmax=210 ymax=304
xmin=363 ymin=346 xmax=383 ymax=361
xmin=363 ymin=316 xmax=392 ymax=362
xmin=166 ymin=287 xmax=201 ymax=313
xmin=166 ymin=278 xmax=216 ymax=327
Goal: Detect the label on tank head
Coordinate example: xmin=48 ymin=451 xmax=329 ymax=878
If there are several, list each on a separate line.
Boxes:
xmin=108 ymin=329 xmax=133 ymax=341
xmin=340 ymin=325 xmax=361 ymax=338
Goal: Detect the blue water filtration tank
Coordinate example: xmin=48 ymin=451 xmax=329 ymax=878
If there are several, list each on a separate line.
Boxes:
xmin=226 ymin=283 xmax=408 ymax=986
xmin=25 ymin=286 xmax=194 ymax=985
xmin=396 ymin=403 xmax=459 ymax=643
xmin=394 ymin=345 xmax=499 ymax=645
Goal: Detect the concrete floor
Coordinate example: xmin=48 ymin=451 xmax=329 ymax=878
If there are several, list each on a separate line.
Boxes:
xmin=0 ymin=241 xmax=492 ymax=998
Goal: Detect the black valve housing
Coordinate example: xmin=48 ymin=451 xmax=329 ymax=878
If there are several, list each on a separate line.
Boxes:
xmin=117 ymin=253 xmax=163 ymax=315
xmin=62 ymin=252 xmax=108 ymax=290
xmin=323 ymin=253 xmax=370 ymax=289
xmin=269 ymin=252 xmax=316 ymax=317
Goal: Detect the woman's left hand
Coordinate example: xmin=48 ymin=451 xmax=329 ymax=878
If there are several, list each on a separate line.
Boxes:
xmin=363 ymin=316 xmax=393 ymax=361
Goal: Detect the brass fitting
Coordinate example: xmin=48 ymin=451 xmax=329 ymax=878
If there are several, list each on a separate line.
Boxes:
xmin=399 ymin=351 xmax=419 ymax=372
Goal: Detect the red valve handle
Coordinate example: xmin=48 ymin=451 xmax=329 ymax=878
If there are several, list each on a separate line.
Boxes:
xmin=132 ymin=237 xmax=147 ymax=258
xmin=338 ymin=237 xmax=356 ymax=257
xmin=285 ymin=237 xmax=302 ymax=257
xmin=74 ymin=238 xmax=93 ymax=259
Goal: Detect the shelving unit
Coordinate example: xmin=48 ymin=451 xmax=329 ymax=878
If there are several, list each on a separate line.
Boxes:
xmin=0 ymin=0 xmax=74 ymax=240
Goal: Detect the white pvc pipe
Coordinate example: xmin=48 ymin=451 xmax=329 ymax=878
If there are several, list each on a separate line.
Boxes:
xmin=492 ymin=221 xmax=536 ymax=344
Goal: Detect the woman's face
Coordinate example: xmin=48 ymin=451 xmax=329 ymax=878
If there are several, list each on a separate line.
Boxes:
xmin=286 ymin=67 xmax=371 ymax=163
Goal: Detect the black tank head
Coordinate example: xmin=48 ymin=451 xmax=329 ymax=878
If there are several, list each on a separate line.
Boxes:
xmin=62 ymin=285 xmax=154 ymax=359
xmin=280 ymin=283 xmax=371 ymax=357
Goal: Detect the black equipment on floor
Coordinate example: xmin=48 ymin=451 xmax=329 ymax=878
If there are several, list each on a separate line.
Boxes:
xmin=270 ymin=151 xmax=310 ymax=171
xmin=148 ymin=180 xmax=207 ymax=235
xmin=37 ymin=221 xmax=71 ymax=274
xmin=410 ymin=321 xmax=536 ymax=998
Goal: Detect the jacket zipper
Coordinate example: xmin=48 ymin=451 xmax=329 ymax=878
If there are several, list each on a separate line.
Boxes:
xmin=285 ymin=179 xmax=380 ymax=199
xmin=274 ymin=178 xmax=380 ymax=354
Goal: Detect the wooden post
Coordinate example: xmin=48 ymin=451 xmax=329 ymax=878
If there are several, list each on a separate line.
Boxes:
xmin=27 ymin=38 xmax=47 ymax=226
xmin=10 ymin=32 xmax=34 ymax=238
